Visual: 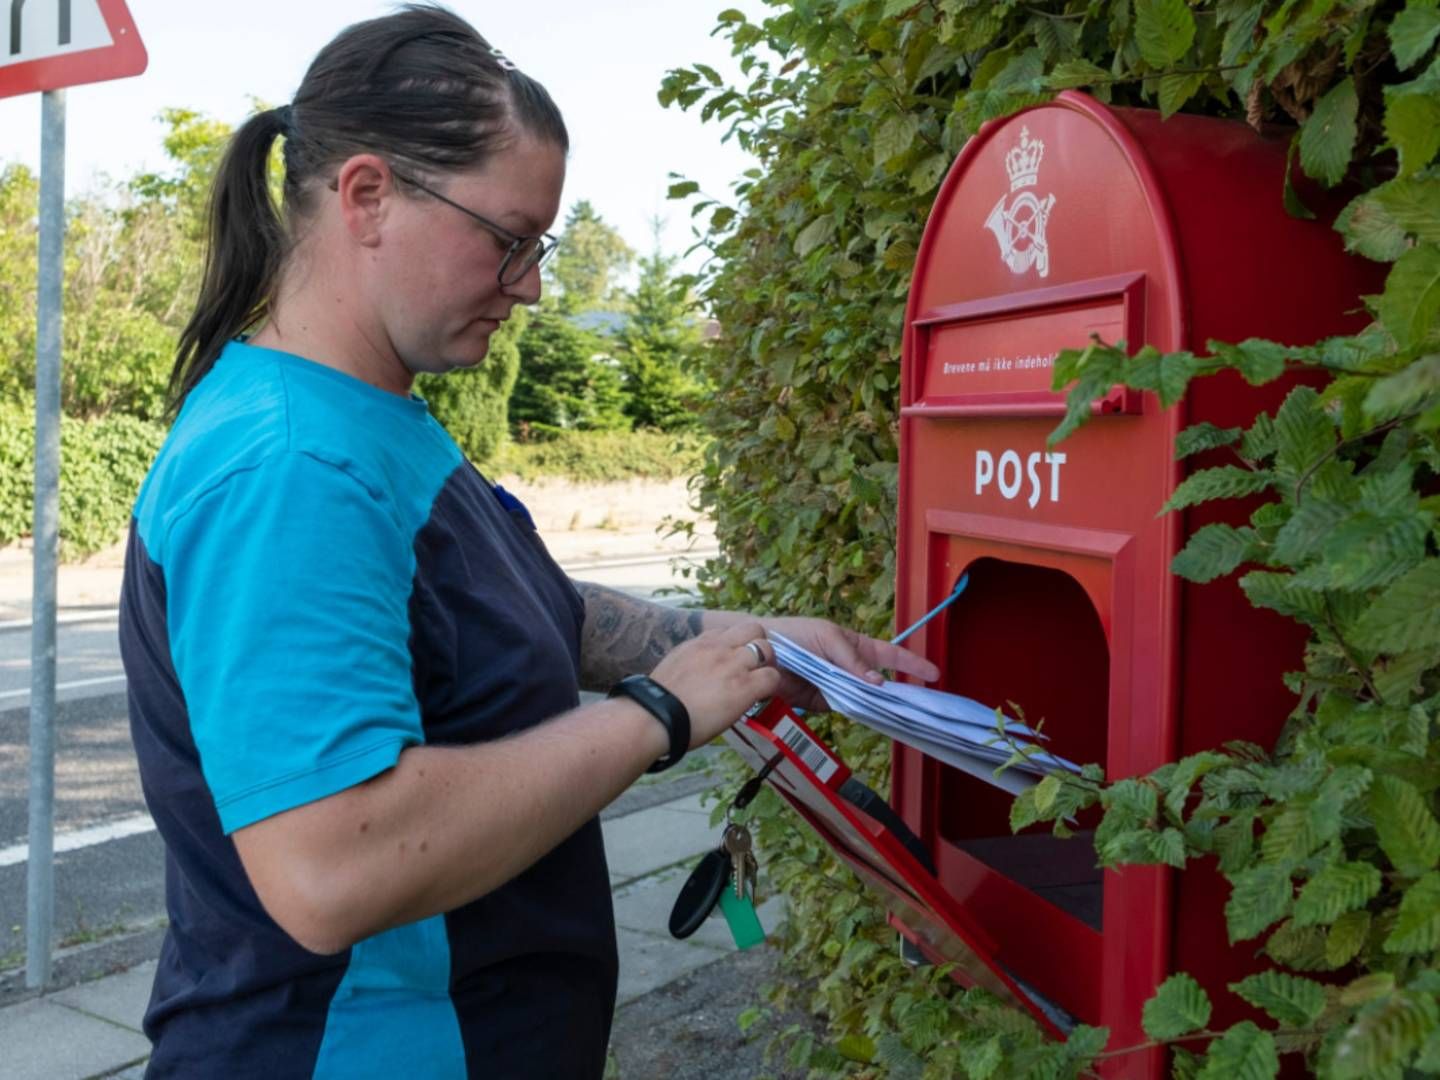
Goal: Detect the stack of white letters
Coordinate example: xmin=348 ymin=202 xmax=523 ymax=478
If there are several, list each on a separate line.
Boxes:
xmin=770 ymin=632 xmax=1079 ymax=795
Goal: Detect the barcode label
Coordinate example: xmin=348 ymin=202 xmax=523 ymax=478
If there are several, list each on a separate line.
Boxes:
xmin=773 ymin=717 xmax=839 ymax=783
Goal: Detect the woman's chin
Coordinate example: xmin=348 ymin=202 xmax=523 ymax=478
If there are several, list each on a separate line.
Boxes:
xmin=442 ymin=351 xmax=487 ymax=374
xmin=442 ymin=331 xmax=494 ymax=371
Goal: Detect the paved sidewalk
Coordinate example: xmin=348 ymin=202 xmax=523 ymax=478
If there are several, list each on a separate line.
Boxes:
xmin=0 ymin=783 xmax=786 ymax=1080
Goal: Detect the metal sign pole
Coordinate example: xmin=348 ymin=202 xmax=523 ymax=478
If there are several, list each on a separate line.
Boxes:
xmin=26 ymin=86 xmax=65 ymax=991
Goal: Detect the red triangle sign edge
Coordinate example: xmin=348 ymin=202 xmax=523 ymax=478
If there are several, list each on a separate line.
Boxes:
xmin=0 ymin=0 xmax=148 ymax=101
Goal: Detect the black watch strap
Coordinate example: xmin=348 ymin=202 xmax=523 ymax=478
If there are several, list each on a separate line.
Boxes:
xmin=609 ymin=674 xmax=691 ymax=773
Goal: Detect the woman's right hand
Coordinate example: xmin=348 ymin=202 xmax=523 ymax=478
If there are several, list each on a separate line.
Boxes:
xmin=648 ymin=621 xmax=782 ymax=748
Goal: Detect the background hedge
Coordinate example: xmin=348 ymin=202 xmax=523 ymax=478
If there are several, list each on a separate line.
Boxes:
xmin=0 ymin=399 xmax=166 ymax=559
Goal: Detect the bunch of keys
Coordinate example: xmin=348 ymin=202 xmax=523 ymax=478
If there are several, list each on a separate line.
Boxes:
xmin=668 ymin=755 xmax=778 ymax=949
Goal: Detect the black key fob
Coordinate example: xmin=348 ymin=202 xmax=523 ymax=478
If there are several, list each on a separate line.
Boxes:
xmin=669 ymin=847 xmax=732 ymax=939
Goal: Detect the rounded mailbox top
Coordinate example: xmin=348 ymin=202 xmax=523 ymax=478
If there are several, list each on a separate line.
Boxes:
xmin=910 ymin=93 xmax=1180 ymax=305
xmin=904 ymin=92 xmax=1186 ymax=413
xmin=902 ymin=91 xmax=1378 ymax=414
xmin=908 ymin=91 xmax=1184 ymax=343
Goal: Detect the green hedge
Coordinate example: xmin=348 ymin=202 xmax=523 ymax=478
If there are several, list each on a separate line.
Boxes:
xmin=489 ymin=429 xmax=707 ymax=485
xmin=415 ymin=309 xmax=525 ymax=465
xmin=0 ymin=397 xmax=699 ymax=563
xmin=0 ymin=400 xmax=166 ymax=559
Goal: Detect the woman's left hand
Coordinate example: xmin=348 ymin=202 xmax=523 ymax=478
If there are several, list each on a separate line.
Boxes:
xmin=757 ymin=617 xmax=941 ymax=712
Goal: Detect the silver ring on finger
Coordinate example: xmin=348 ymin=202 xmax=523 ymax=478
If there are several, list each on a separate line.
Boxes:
xmin=745 ymin=640 xmax=766 ymax=668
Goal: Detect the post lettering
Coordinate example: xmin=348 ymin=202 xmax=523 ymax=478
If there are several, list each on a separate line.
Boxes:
xmin=973 ymin=447 xmax=1069 ymax=507
xmin=975 ymin=449 xmax=994 ymax=495
xmin=1045 ymin=452 xmax=1066 ymax=502
xmin=997 ymin=450 xmax=1022 ymax=499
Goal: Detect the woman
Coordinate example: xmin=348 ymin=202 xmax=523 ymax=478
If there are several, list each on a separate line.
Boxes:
xmin=119 ymin=6 xmax=936 ymax=1077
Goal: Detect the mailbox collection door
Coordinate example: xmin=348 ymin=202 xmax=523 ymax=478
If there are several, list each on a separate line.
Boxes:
xmin=888 ymin=92 xmax=1385 ymax=1072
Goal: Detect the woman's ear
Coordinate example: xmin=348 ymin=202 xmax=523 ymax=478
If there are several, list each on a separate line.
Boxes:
xmin=334 ymin=154 xmax=394 ymax=248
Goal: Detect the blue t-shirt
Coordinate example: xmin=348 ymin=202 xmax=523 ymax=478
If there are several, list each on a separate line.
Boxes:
xmin=119 ymin=342 xmax=616 ymax=1078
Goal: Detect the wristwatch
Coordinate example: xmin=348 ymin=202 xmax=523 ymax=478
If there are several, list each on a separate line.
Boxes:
xmin=609 ymin=674 xmax=691 ymax=773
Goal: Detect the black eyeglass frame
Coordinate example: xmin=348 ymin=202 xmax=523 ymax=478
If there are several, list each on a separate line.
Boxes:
xmin=391 ymin=169 xmax=557 ymax=287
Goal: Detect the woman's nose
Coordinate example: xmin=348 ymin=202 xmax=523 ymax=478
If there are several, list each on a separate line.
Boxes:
xmin=504 ymin=261 xmax=545 ymax=305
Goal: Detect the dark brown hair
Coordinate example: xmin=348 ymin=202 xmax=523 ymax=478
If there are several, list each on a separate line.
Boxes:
xmin=168 ymin=3 xmax=567 ymax=412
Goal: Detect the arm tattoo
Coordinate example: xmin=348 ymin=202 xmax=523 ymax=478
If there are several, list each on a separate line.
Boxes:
xmin=573 ymin=581 xmax=705 ymax=692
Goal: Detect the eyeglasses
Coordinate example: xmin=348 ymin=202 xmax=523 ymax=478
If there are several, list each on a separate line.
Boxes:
xmin=391 ymin=170 xmax=557 ymax=287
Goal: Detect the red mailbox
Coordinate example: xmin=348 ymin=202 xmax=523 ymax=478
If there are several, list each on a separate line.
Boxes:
xmin=887 ymin=91 xmax=1383 ymax=1064
xmin=725 ymin=91 xmax=1384 ymax=1073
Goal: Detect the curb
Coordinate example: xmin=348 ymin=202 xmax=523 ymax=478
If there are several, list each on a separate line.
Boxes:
xmin=0 ymin=917 xmax=167 ymax=1011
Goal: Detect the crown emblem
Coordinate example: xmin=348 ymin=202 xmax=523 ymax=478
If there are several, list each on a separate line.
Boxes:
xmin=985 ymin=123 xmax=1056 ymax=277
xmin=1004 ymin=127 xmax=1044 ymax=192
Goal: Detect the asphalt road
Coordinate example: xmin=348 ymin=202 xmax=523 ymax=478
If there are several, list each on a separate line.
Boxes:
xmin=0 ymin=550 xmax=709 ymax=973
xmin=0 ymin=687 xmax=161 ymax=969
xmin=0 ymin=616 xmax=128 ymax=706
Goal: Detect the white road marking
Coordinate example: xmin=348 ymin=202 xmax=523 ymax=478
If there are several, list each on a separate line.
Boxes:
xmin=0 ymin=811 xmax=156 ymax=868
xmin=563 ymin=548 xmax=718 ymax=572
xmin=0 ymin=673 xmax=127 ymax=703
xmin=0 ymin=610 xmax=120 ymax=633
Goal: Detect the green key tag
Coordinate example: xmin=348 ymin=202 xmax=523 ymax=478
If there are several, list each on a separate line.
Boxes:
xmin=718 ymin=888 xmax=764 ymax=950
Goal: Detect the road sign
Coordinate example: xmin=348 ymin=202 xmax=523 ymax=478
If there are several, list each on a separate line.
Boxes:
xmin=1 ymin=0 xmax=147 ymax=99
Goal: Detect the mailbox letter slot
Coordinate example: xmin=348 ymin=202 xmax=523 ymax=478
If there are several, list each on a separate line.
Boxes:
xmin=906 ymin=273 xmax=1145 ymax=418
xmin=936 ymin=558 xmax=1107 ymax=929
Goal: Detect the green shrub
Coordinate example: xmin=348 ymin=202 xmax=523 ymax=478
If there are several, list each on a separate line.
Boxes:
xmin=0 ymin=400 xmax=166 ymax=559
xmin=416 ymin=309 xmax=525 ymax=464
xmin=0 ymin=399 xmax=35 ymax=548
xmin=0 ymin=115 xmax=215 ymax=424
xmin=665 ymin=1 xmax=1440 ymax=1076
xmin=488 ymin=429 xmax=706 ymax=485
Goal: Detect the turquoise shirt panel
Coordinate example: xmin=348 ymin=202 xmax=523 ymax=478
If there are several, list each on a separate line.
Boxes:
xmin=134 ymin=342 xmax=463 ymax=833
xmin=311 ymin=915 xmax=466 ymax=1079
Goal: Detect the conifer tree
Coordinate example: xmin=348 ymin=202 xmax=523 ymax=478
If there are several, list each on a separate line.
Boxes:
xmin=616 ymin=224 xmax=706 ymax=432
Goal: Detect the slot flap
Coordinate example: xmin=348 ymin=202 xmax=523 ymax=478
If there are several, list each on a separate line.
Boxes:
xmin=725 ymin=699 xmax=1074 ymax=1037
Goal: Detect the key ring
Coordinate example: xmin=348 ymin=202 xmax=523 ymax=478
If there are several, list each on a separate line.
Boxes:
xmin=727 ymin=750 xmax=783 ymax=826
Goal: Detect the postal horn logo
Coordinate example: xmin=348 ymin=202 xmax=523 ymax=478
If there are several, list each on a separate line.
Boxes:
xmin=984 ymin=126 xmax=1056 ymax=278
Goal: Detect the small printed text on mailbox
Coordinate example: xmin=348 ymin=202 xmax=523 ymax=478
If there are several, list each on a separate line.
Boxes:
xmin=942 ymin=352 xmax=1056 ymax=378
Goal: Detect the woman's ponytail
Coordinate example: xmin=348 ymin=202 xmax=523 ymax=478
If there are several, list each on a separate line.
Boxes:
xmin=167 ymin=107 xmax=289 ymax=415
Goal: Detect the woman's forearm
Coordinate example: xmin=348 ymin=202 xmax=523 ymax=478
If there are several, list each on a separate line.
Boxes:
xmin=573 ymin=580 xmax=705 ymax=690
xmin=571 ymin=581 xmax=825 ymax=689
xmin=233 ymin=695 xmax=667 ymax=954
xmin=233 ymin=615 xmax=783 ymax=955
